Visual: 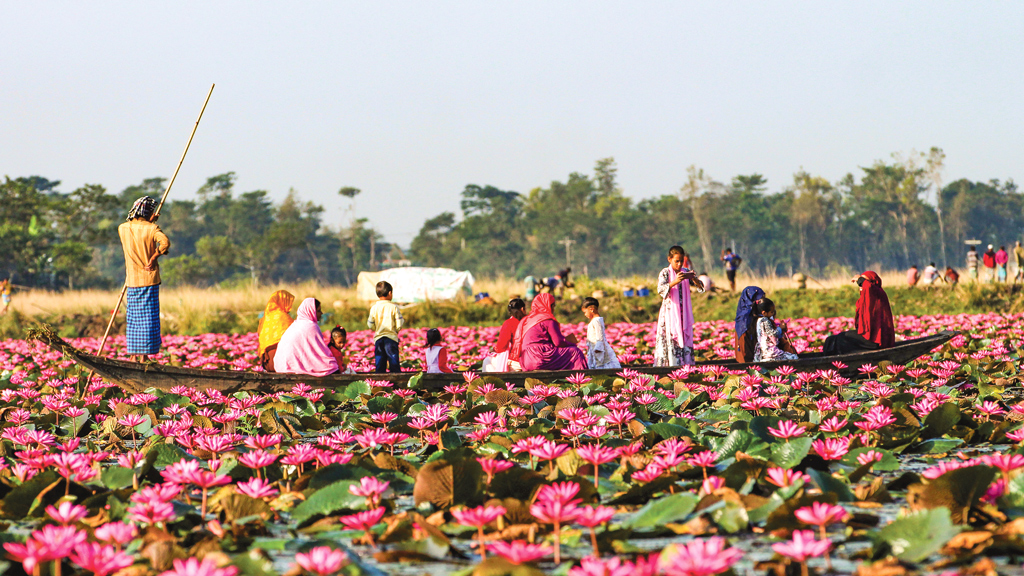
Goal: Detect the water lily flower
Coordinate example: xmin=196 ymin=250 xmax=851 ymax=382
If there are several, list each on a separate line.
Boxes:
xmin=487 ymin=540 xmax=551 ymax=565
xmin=160 ymin=556 xmax=239 ymax=576
xmin=294 ymin=546 xmax=349 ymax=576
xmin=659 ymin=537 xmax=744 ymax=576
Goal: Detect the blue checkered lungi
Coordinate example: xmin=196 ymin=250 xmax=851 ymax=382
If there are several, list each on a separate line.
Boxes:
xmin=126 ymin=285 xmax=161 ymax=355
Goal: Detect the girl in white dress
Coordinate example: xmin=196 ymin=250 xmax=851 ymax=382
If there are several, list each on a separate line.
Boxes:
xmin=582 ymin=297 xmax=620 ymax=369
xmin=752 ymin=298 xmax=799 ymax=362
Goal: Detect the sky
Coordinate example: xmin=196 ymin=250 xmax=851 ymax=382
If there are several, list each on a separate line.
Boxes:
xmin=2 ymin=2 xmax=1022 ymax=246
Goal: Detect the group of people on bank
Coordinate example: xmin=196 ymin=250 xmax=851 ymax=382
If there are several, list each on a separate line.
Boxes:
xmin=115 ymin=194 xmax=896 ymax=375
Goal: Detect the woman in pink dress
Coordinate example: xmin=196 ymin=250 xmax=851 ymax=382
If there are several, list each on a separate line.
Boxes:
xmin=509 ymin=293 xmax=587 ymax=371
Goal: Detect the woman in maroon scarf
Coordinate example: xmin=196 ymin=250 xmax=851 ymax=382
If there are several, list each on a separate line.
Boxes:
xmin=508 ymin=293 xmax=588 ymax=371
xmin=823 ymin=271 xmax=895 ymax=355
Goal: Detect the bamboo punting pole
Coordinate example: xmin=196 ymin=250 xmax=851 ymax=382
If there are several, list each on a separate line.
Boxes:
xmin=96 ymin=84 xmax=215 ymax=357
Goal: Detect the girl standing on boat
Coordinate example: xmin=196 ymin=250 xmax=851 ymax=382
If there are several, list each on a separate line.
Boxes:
xmin=509 ymin=293 xmax=587 ymax=371
xmin=117 ymin=196 xmax=170 ymax=362
xmin=257 ymin=290 xmax=295 ymax=372
xmin=823 ymin=271 xmax=895 ymax=355
xmin=654 ymin=246 xmax=703 ymax=367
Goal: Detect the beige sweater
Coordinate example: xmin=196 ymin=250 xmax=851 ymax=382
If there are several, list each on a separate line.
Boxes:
xmin=117 ymin=220 xmax=170 ymax=287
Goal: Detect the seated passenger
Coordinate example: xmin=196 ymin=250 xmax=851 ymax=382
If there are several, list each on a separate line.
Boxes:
xmin=751 ymin=298 xmax=799 ymax=362
xmin=510 ymin=293 xmax=588 ymax=371
xmin=823 ymin=271 xmax=895 ymax=355
xmin=257 ymin=290 xmax=295 ymax=372
xmin=482 ymin=298 xmax=526 ymax=372
xmin=274 ymin=298 xmax=340 ymax=376
xmin=424 ymin=328 xmax=454 ymax=373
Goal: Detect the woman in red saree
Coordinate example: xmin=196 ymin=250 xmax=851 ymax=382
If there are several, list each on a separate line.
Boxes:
xmin=823 ymin=271 xmax=895 ymax=355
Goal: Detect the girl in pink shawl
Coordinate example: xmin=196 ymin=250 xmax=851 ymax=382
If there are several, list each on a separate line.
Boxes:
xmin=274 ymin=298 xmax=340 ymax=376
xmin=654 ymin=246 xmax=703 ymax=366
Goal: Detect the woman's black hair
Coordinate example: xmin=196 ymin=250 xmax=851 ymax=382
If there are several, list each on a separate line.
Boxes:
xmin=507 ymin=298 xmax=526 ymax=313
xmin=668 ymin=245 xmax=685 ymax=258
xmin=582 ymin=296 xmax=599 ymax=310
xmin=754 ymin=297 xmax=775 ymax=316
xmin=425 ymin=328 xmax=442 ymax=348
xmin=328 ymin=326 xmax=346 ymax=348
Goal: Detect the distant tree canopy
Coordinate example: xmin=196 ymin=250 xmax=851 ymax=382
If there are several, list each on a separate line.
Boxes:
xmin=0 ymin=172 xmax=389 ymax=289
xmin=409 ymin=151 xmax=1022 ymax=278
xmin=1 ymin=148 xmax=1020 ymax=289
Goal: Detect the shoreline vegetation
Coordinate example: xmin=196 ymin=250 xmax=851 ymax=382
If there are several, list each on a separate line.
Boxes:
xmin=3 ymin=271 xmax=1024 ymax=340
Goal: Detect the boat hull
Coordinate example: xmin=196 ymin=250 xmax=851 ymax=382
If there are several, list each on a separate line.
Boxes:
xmin=31 ymin=328 xmax=955 ymax=394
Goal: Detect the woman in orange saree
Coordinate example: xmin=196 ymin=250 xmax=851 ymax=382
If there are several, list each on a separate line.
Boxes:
xmin=258 ymin=290 xmax=296 ymax=372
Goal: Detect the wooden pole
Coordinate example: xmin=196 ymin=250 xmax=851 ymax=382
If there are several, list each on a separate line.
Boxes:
xmin=95 ymin=84 xmax=215 ymax=357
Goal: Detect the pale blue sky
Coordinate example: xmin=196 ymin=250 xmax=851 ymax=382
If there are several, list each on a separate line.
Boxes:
xmin=2 ymin=2 xmax=1021 ymax=244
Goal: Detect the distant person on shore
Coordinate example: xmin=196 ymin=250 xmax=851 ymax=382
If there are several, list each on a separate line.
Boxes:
xmin=327 ymin=326 xmax=348 ymax=372
xmin=921 ymin=263 xmax=939 ymax=286
xmin=523 ymin=276 xmax=539 ymax=301
xmin=906 ymin=265 xmax=920 ymax=287
xmin=482 ymin=298 xmax=526 ymax=372
xmin=823 ymin=271 xmax=895 ymax=355
xmin=996 ymin=246 xmax=1009 ymax=283
xmin=721 ymin=248 xmax=742 ymax=292
xmin=792 ymin=272 xmax=807 ymax=290
xmin=944 ymin=267 xmax=960 ymax=287
xmin=275 ymin=298 xmax=339 ymax=376
xmin=509 ymin=292 xmax=588 ymax=371
xmin=423 ymin=328 xmax=454 ymax=373
xmin=117 ymin=196 xmax=170 ymax=362
xmin=966 ymin=245 xmax=979 ymax=281
xmin=697 ymin=271 xmax=716 ymax=293
xmin=655 ymin=246 xmax=702 ymax=366
xmin=752 ymin=298 xmax=799 ymax=362
xmin=368 ymin=281 xmax=404 ymax=373
xmin=257 ymin=290 xmax=295 ymax=372
xmin=582 ymin=297 xmax=620 ymax=369
xmin=556 ymin=267 xmax=573 ymax=297
xmin=1014 ymin=241 xmax=1024 ymax=283
xmin=983 ymin=245 xmax=997 ymax=283
xmin=0 ymin=278 xmax=11 ymax=313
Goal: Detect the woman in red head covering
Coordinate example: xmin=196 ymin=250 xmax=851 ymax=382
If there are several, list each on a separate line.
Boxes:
xmin=508 ymin=293 xmax=588 ymax=371
xmin=823 ymin=271 xmax=895 ymax=355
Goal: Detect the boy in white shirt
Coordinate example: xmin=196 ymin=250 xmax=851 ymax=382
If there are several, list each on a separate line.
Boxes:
xmin=367 ymin=281 xmax=404 ymax=372
xmin=582 ymin=297 xmax=620 ymax=370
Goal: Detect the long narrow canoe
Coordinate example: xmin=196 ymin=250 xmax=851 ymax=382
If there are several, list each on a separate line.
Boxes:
xmin=30 ymin=327 xmax=955 ymax=394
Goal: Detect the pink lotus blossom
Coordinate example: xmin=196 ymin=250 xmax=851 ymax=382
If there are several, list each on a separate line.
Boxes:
xmin=659 ymin=537 xmax=744 ymax=576
xmin=768 ymin=420 xmax=806 ymax=441
xmin=477 ymin=457 xmax=515 ymax=484
xmin=766 ymin=467 xmax=810 ymax=488
xmin=160 ymin=557 xmax=239 ymax=576
xmin=488 ymin=540 xmax=551 ymax=564
xmin=294 ymin=546 xmax=349 ymax=576
xmin=772 ymin=529 xmax=831 ymax=562
xmin=236 ymin=477 xmax=280 ymax=499
xmin=70 ymin=542 xmax=134 ymax=576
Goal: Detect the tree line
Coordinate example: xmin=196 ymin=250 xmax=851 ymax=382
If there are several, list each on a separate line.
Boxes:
xmin=0 ymin=173 xmax=392 ymax=289
xmin=0 ymin=147 xmax=1019 ymax=290
xmin=411 ymin=149 xmax=1021 ymax=279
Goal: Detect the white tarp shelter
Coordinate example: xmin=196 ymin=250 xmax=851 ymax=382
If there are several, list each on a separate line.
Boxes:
xmin=356 ymin=267 xmax=475 ymax=303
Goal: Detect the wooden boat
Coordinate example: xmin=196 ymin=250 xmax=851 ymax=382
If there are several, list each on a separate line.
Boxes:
xmin=30 ymin=326 xmax=955 ymax=394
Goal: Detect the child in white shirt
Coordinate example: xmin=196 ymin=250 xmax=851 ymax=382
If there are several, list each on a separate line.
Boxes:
xmin=582 ymin=297 xmax=620 ymax=369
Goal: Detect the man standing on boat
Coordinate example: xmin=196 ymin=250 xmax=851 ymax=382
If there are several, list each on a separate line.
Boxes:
xmin=117 ymin=197 xmax=170 ymax=361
